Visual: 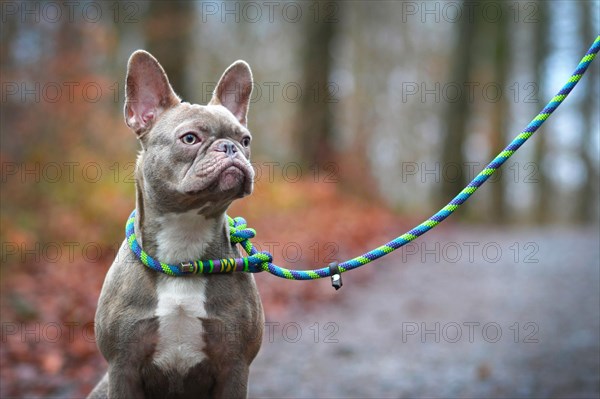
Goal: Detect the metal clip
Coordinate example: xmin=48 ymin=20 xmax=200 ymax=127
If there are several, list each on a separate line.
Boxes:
xmin=329 ymin=262 xmax=343 ymax=290
xmin=180 ymin=262 xmax=196 ymax=274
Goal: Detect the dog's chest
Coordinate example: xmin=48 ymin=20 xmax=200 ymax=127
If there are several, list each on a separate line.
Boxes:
xmin=153 ymin=278 xmax=207 ymax=374
xmin=152 ymin=210 xmax=216 ymax=374
xmin=154 ymin=209 xmax=217 ymax=264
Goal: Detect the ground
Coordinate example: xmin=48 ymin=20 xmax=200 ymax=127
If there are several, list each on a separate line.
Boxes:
xmin=249 ymin=226 xmax=600 ymax=398
xmin=1 ymin=225 xmax=598 ymax=398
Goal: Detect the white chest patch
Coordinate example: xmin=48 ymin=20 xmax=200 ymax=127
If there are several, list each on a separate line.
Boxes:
xmin=152 ymin=210 xmax=217 ymax=374
xmin=153 ymin=277 xmax=208 ymax=374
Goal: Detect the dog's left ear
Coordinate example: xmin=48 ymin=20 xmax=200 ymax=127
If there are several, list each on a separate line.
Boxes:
xmin=209 ymin=60 xmax=253 ymax=126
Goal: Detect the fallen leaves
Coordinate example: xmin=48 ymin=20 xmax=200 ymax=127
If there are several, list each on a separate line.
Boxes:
xmin=1 ymin=177 xmax=407 ymax=397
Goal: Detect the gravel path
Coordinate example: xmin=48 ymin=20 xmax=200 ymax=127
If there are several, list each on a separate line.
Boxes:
xmin=248 ymin=226 xmax=600 ymax=398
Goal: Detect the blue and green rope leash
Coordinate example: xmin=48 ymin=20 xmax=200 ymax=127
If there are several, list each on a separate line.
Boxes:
xmin=127 ymin=36 xmax=600 ymax=281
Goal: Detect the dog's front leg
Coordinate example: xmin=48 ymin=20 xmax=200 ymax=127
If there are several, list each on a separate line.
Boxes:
xmin=95 ymin=314 xmax=159 ymax=399
xmin=212 ymin=365 xmax=250 ymax=399
xmin=107 ymin=364 xmax=145 ymax=399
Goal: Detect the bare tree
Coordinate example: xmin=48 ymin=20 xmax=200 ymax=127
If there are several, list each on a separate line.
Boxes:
xmin=144 ymin=1 xmax=195 ymax=100
xmin=440 ymin=0 xmax=476 ymax=204
xmin=533 ymin=0 xmax=550 ymax=224
xmin=575 ymin=0 xmax=599 ymax=223
xmin=488 ymin=1 xmax=510 ymax=223
xmin=293 ymin=2 xmax=338 ymax=167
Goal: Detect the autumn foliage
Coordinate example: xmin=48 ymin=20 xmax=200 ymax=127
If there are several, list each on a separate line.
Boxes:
xmin=0 ymin=166 xmax=410 ymax=397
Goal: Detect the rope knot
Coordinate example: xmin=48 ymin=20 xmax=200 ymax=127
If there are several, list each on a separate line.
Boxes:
xmin=258 ymin=250 xmax=273 ymax=264
xmin=228 ymin=216 xmax=256 ymax=244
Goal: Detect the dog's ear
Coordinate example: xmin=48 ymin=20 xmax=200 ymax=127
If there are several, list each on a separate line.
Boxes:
xmin=124 ymin=50 xmax=181 ymax=136
xmin=209 ymin=60 xmax=253 ymax=126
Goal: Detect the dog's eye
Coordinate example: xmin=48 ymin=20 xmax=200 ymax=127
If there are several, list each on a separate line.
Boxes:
xmin=181 ymin=133 xmax=200 ymax=145
xmin=241 ymin=137 xmax=251 ymax=147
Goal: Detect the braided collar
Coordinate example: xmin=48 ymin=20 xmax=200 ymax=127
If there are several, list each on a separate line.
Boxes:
xmin=125 ymin=209 xmax=271 ymax=276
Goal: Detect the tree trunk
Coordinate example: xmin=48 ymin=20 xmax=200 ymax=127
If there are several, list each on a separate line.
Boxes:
xmin=294 ymin=2 xmax=338 ymax=168
xmin=488 ymin=2 xmax=510 ymax=223
xmin=575 ymin=1 xmax=599 ymax=223
xmin=440 ymin=0 xmax=476 ymax=204
xmin=336 ymin=3 xmax=381 ymax=201
xmin=533 ymin=0 xmax=550 ymax=224
xmin=144 ymin=1 xmax=195 ymax=100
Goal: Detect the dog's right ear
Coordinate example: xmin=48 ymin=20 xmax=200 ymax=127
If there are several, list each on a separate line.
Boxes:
xmin=124 ymin=50 xmax=181 ymax=136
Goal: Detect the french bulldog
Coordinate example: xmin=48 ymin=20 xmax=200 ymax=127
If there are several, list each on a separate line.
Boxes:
xmin=88 ymin=50 xmax=263 ymax=398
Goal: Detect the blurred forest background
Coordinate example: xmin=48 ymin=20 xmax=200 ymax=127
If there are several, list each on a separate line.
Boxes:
xmin=1 ymin=1 xmax=599 ymax=398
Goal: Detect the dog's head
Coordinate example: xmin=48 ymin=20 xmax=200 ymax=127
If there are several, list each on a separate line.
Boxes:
xmin=124 ymin=50 xmax=254 ymax=214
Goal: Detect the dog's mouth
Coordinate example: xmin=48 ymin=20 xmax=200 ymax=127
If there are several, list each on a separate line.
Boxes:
xmin=218 ymin=165 xmax=246 ymax=192
xmin=184 ymin=157 xmax=254 ymax=197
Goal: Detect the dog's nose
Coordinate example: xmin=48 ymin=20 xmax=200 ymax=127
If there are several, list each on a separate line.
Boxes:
xmin=216 ymin=141 xmax=238 ymax=156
